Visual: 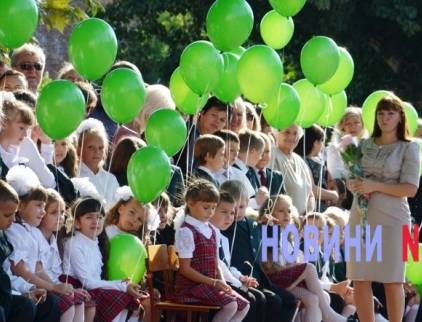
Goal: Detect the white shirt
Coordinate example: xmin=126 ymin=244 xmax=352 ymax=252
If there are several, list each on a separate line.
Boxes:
xmin=175 ymin=215 xmax=218 ymax=259
xmin=36 ymin=232 xmax=63 ymax=283
xmin=105 ymin=224 xmax=123 ymax=240
xmin=215 ymin=228 xmax=242 ymax=288
xmin=79 ymin=162 xmax=120 ymax=207
xmin=215 ymin=166 xmax=255 ymax=198
xmin=62 ymin=231 xmax=127 ymax=291
xmin=233 ymin=159 xmax=249 ymax=174
xmin=326 ymin=143 xmax=346 ymax=179
xmin=4 ymin=221 xmax=41 ymax=293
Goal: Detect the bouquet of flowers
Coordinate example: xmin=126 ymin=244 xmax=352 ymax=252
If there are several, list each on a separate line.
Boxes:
xmin=340 ymin=139 xmax=369 ymax=241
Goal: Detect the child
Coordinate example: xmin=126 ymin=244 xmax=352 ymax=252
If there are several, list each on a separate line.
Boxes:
xmin=221 ymin=180 xmax=298 ymax=322
xmin=214 ymin=129 xmax=255 ymax=198
xmin=5 ymin=166 xmax=70 ymax=321
xmin=211 ymin=191 xmax=264 ymax=322
xmin=0 ymin=69 xmax=28 ymax=92
xmin=0 ymin=179 xmax=39 ymax=322
xmin=174 ymin=179 xmax=249 ymax=322
xmin=192 ymin=134 xmax=226 ymax=188
xmin=55 ymin=135 xmax=78 ymax=178
xmin=38 ymin=188 xmax=94 ymax=322
xmin=105 ymin=186 xmax=149 ymax=242
xmin=259 ymin=195 xmax=346 ymax=322
xmin=0 ymin=99 xmax=55 ymax=188
xmin=152 ymin=192 xmax=175 ymax=245
xmin=77 ymin=118 xmax=119 ymax=207
xmin=62 ymin=197 xmax=145 ymax=322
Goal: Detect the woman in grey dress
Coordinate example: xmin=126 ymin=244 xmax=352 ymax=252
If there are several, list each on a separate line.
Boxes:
xmin=347 ymin=94 xmax=420 ymax=322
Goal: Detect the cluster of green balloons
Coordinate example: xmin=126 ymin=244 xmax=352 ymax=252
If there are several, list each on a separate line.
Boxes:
xmin=0 ymin=0 xmax=38 ymax=48
xmin=107 ymin=233 xmax=147 ymax=283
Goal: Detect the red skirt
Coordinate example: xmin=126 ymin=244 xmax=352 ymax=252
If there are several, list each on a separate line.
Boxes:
xmin=59 ymin=275 xmax=140 ymax=322
xmin=57 ymin=292 xmax=85 ymax=314
xmin=268 ymin=263 xmax=307 ymax=289
xmin=172 ymin=284 xmax=249 ymax=311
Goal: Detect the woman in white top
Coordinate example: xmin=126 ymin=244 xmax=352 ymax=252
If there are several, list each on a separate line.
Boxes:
xmin=272 ymin=124 xmax=315 ymax=215
xmin=0 ymin=99 xmax=55 ymax=188
xmin=62 ymin=197 xmax=147 ymax=322
xmin=77 ymin=119 xmax=119 ymax=207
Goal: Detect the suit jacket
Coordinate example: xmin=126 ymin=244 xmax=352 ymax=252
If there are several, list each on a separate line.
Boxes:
xmin=249 ymin=168 xmax=285 ymax=196
xmin=192 ymin=167 xmax=219 ymax=188
xmin=167 ymin=165 xmax=185 ymax=207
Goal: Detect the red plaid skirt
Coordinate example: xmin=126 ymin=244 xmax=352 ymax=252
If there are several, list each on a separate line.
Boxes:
xmin=172 ymin=284 xmax=249 ymax=311
xmin=59 ymin=275 xmax=140 ymax=322
xmin=267 ymin=263 xmax=307 ymax=289
xmin=57 ymin=292 xmax=85 ymax=313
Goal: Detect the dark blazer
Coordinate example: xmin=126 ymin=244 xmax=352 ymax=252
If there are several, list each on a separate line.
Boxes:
xmin=0 ymin=231 xmax=12 ymax=317
xmin=248 ymin=168 xmax=285 ymax=196
xmin=192 ymin=167 xmax=219 ymax=188
xmin=167 ymin=165 xmax=185 ymax=207
xmin=0 ymin=158 xmax=8 ymax=181
xmin=47 ymin=164 xmax=78 ymax=205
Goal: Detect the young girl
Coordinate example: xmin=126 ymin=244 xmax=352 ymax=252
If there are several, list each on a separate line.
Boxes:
xmin=77 ymin=118 xmax=119 ymax=207
xmin=55 ymin=135 xmax=78 ymax=178
xmin=174 ymin=179 xmax=249 ymax=322
xmin=152 ymin=192 xmax=175 ymax=246
xmin=259 ymin=195 xmax=346 ymax=322
xmin=4 ymin=166 xmax=75 ymax=322
xmin=0 ymin=99 xmax=55 ymax=188
xmin=38 ymin=189 xmax=95 ymax=322
xmin=105 ymin=186 xmax=149 ymax=242
xmin=62 ymin=197 xmax=145 ymax=322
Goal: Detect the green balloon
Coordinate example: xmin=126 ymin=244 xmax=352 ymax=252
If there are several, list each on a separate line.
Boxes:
xmin=127 ymin=146 xmax=171 ymax=203
xmin=404 ymin=102 xmax=419 ymax=136
xmin=107 ymin=233 xmax=147 ymax=284
xmin=206 ymin=0 xmax=254 ymax=52
xmin=145 ymin=109 xmax=187 ymax=157
xmin=101 ymin=68 xmax=146 ymax=124
xmin=300 ymin=36 xmax=340 ymax=85
xmin=0 ymin=0 xmax=38 ymax=49
xmin=405 ymin=243 xmax=422 ymax=285
xmin=319 ymin=47 xmax=354 ymax=95
xmin=180 ymin=40 xmax=224 ymax=95
xmin=269 ymin=0 xmax=306 ymax=17
xmin=36 ymin=80 xmax=85 ymax=140
xmin=68 ymin=18 xmax=117 ymax=81
xmin=213 ymin=53 xmax=241 ymax=103
xmin=318 ymin=91 xmax=347 ymax=127
xmin=263 ymin=83 xmax=300 ymax=130
xmin=293 ymin=79 xmax=326 ymax=128
xmin=230 ymin=46 xmax=246 ymax=56
xmin=260 ymin=10 xmax=294 ymax=50
xmin=362 ymin=90 xmax=391 ymax=134
xmin=237 ymin=45 xmax=283 ymax=103
xmin=169 ymin=67 xmax=208 ymax=115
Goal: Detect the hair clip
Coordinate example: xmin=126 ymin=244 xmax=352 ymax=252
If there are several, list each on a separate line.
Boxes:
xmin=116 ymin=186 xmax=133 ymax=202
xmin=6 ymin=165 xmax=40 ymax=197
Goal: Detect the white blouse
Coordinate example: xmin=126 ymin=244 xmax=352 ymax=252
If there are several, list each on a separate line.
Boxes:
xmin=35 ymin=232 xmax=63 ymax=283
xmin=78 ymin=162 xmax=120 ymax=207
xmin=62 ymin=231 xmax=127 ymax=291
xmin=105 ymin=224 xmax=123 ymax=240
xmin=0 ymin=137 xmax=56 ymax=188
xmin=175 ymin=215 xmax=219 ymax=259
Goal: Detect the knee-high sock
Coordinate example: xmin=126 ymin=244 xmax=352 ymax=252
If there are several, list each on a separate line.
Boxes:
xmin=212 ymin=302 xmax=237 ymax=322
xmin=290 ymin=286 xmax=322 ymax=322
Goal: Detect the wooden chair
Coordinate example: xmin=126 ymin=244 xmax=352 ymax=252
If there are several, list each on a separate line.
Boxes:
xmin=146 ymin=244 xmax=220 ymax=322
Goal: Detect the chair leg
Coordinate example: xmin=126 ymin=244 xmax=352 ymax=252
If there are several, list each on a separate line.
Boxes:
xmin=187 ymin=311 xmax=193 ymax=322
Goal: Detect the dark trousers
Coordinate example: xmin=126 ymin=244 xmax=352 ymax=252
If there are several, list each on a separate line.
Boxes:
xmin=231 ymin=286 xmax=266 ymax=322
xmin=0 ymin=306 xmax=5 ymax=322
xmin=34 ymin=293 xmax=60 ymax=322
xmin=270 ymin=286 xmax=298 ymax=322
xmin=7 ymin=295 xmax=36 ymax=322
xmin=259 ymin=286 xmax=298 ymax=322
xmin=416 ymin=303 xmax=422 ymax=322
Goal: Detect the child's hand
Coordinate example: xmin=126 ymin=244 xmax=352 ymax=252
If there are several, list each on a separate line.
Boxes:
xmin=52 ymin=283 xmax=74 ymax=296
xmin=214 ymin=280 xmax=232 ymax=293
xmin=75 ymin=288 xmax=91 ymax=301
xmin=256 ymin=187 xmax=269 ymax=206
xmin=26 ymin=288 xmax=47 ymax=304
xmin=127 ymin=283 xmax=149 ymax=299
xmin=240 ymin=275 xmax=259 ymax=288
xmin=331 ymin=280 xmax=350 ymax=297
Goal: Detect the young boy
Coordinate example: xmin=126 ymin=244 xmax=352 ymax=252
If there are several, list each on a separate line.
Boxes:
xmin=221 ymin=180 xmax=298 ymax=322
xmin=214 ymin=130 xmax=255 ymax=198
xmin=211 ymin=190 xmax=264 ymax=322
xmin=0 ymin=70 xmax=28 ymax=92
xmin=193 ymin=134 xmax=226 ymax=188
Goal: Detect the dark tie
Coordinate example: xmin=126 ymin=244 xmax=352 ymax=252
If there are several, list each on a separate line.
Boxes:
xmin=219 ymin=242 xmax=229 ymax=266
xmin=258 ymin=169 xmax=267 ymax=187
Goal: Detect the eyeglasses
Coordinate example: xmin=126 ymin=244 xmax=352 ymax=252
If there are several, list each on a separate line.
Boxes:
xmin=18 ymin=62 xmax=43 ymax=71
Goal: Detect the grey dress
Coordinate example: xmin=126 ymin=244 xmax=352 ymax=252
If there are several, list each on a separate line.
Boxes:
xmin=346 ymin=138 xmax=420 ymax=283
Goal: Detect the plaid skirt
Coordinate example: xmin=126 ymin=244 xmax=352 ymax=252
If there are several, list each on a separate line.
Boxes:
xmin=59 ymin=275 xmax=140 ymax=322
xmin=57 ymin=292 xmax=85 ymax=313
xmin=172 ymin=284 xmax=249 ymax=311
xmin=268 ymin=263 xmax=307 ymax=289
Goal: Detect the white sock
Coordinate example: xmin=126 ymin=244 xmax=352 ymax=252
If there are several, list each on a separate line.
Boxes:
xmin=290 ymin=286 xmax=322 ymax=322
xmin=342 ymin=304 xmax=356 ymax=318
xmin=73 ymin=304 xmax=84 ymax=322
xmin=375 ymin=312 xmax=389 ymax=322
xmin=231 ymin=303 xmax=249 ymax=322
xmin=212 ymin=301 xmax=237 ymax=322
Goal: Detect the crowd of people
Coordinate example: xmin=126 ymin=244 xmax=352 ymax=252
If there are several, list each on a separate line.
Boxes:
xmin=0 ymin=42 xmax=421 ymax=322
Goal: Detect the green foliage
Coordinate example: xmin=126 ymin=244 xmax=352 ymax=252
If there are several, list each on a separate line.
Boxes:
xmin=99 ymin=0 xmax=422 ymax=111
